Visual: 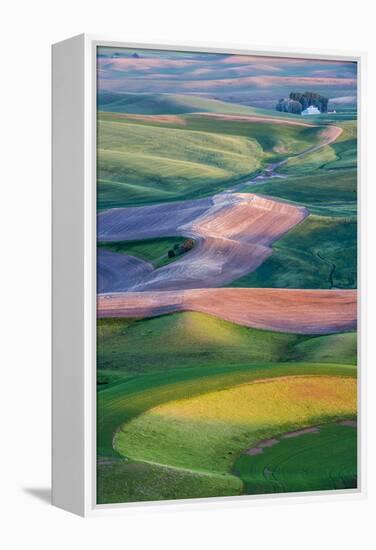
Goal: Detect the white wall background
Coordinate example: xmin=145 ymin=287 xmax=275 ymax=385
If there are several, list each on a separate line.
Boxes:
xmin=1 ymin=1 xmax=375 ymax=548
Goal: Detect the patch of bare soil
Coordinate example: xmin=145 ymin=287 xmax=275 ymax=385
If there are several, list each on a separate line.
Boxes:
xmin=97 ymin=193 xmax=308 ymax=292
xmin=245 ymin=447 xmax=264 ymax=456
xmin=282 ymin=427 xmax=320 ymax=438
xmin=259 ymin=438 xmax=279 ymax=448
xmin=97 ymin=288 xmax=357 ymax=335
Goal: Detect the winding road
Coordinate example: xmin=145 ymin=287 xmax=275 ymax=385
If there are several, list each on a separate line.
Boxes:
xmin=97 ymin=117 xmax=352 ymax=334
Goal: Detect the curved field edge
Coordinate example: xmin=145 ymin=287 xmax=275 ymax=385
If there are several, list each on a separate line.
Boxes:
xmin=234 ymin=422 xmax=357 ymax=494
xmin=97 ymin=363 xmax=356 ymax=458
xmin=114 ymin=376 xmax=356 ymax=475
xmin=98 ymin=421 xmax=356 ymax=504
xmin=97 ymin=460 xmax=242 ymax=504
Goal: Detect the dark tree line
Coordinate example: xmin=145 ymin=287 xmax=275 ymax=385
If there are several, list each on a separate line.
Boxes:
xmin=276 ymin=91 xmax=328 ymax=114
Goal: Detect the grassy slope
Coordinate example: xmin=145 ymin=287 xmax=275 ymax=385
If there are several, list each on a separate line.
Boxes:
xmin=230 ymin=214 xmax=357 ymax=289
xmin=243 ymin=169 xmax=357 ymax=217
xmin=97 ymin=362 xmax=356 ymax=503
xmin=234 ymin=422 xmax=357 ymax=494
xmin=97 ymin=312 xmax=357 ymax=375
xmin=181 ymin=114 xmax=323 ymax=160
xmin=98 ymin=236 xmax=189 ymax=269
xmin=115 ymin=377 xmax=356 ymax=474
xmin=228 ymin=118 xmax=357 ymax=289
xmin=97 ymin=112 xmax=327 ymax=209
xmin=293 ymin=332 xmax=357 ymax=365
xmin=97 ymin=460 xmax=241 ymax=504
xmin=98 ymin=362 xmax=356 ymax=457
xmin=98 ymin=91 xmax=302 ymax=118
xmin=100 ymin=111 xmax=324 ymax=162
xmin=97 ymin=118 xmax=264 ymax=209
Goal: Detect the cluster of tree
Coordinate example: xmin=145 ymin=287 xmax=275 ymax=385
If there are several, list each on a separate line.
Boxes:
xmin=168 ymin=238 xmax=195 ymax=259
xmin=276 ymin=98 xmax=303 ymax=114
xmin=276 ymin=91 xmax=329 ymax=113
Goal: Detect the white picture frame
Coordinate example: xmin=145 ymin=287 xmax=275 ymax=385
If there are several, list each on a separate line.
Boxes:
xmin=52 ymin=34 xmax=366 ymax=517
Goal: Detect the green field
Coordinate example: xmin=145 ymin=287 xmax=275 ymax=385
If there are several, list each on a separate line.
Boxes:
xmin=97 ymin=312 xmax=357 ymax=503
xmin=97 ymin=110 xmax=329 ymax=210
xmin=97 ymin=312 xmax=357 ymax=374
xmin=234 ymin=422 xmax=357 ymax=494
xmin=98 ymin=236 xmax=193 ymax=268
xmin=98 ymin=91 xmax=303 ymax=118
xmin=97 ymin=359 xmax=356 ymax=455
xmin=97 ymin=460 xmax=241 ymax=504
xmin=179 ymin=114 xmax=325 ymax=160
xmin=97 ymin=117 xmax=264 ymax=209
xmin=242 ymin=169 xmax=357 ymax=217
xmin=97 ymin=362 xmax=356 ymax=503
xmin=228 ymin=117 xmax=357 ymax=289
xmin=116 ymin=376 xmax=356 ymax=473
xmin=230 ymin=214 xmax=357 ymax=289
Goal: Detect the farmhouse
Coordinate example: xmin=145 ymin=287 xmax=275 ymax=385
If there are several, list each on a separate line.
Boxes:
xmin=302 ymin=105 xmax=321 ymax=115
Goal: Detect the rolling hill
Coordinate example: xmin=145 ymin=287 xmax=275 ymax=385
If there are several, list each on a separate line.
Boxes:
xmin=98 ymin=91 xmax=302 ymax=118
xmin=97 ymin=312 xmax=357 ymax=374
xmin=97 ymin=117 xmax=264 ymax=209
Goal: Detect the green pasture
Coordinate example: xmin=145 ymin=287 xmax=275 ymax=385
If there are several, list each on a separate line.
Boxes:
xmin=293 ymin=332 xmax=357 ymax=365
xmin=97 ymin=117 xmax=264 ymax=209
xmin=234 ymin=422 xmax=357 ymax=494
xmin=245 ymin=168 xmax=357 ymax=217
xmin=244 ymin=118 xmax=357 ymax=216
xmin=180 ymin=114 xmax=324 ymax=160
xmin=96 ymin=111 xmax=329 ymax=209
xmin=113 ymin=376 xmax=356 ymax=486
xmin=97 ymin=459 xmax=241 ymax=504
xmin=97 ymin=361 xmax=356 ymax=457
xmin=99 ymin=111 xmax=324 ymax=161
xmin=230 ymin=116 xmax=357 ymax=289
xmin=97 ymin=312 xmax=357 ymax=374
xmin=97 ymin=365 xmax=356 ymax=503
xmin=230 ymin=214 xmax=356 ymax=289
xmin=97 ymin=91 xmax=302 ymax=119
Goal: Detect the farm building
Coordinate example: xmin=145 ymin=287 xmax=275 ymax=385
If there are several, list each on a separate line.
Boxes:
xmin=302 ymin=105 xmax=321 ymax=115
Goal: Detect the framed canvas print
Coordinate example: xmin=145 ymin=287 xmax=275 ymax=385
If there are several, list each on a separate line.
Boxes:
xmin=52 ymin=35 xmax=364 ymax=516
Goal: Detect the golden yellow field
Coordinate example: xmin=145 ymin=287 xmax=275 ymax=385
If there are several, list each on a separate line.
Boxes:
xmin=151 ymin=375 xmax=356 ymax=424
xmin=115 ymin=376 xmax=357 ymax=474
